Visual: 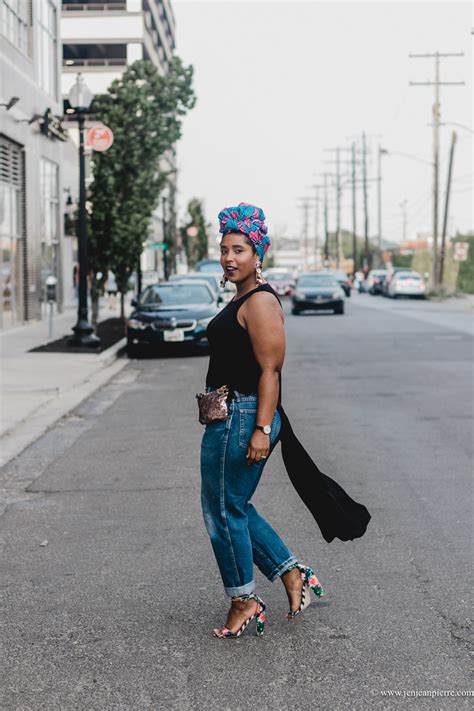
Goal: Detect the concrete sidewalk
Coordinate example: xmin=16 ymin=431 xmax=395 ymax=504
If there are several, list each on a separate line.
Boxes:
xmin=0 ymin=298 xmax=130 ymax=468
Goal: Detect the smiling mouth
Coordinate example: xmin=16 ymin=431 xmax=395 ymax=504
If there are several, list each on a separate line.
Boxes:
xmin=225 ymin=267 xmax=237 ymax=274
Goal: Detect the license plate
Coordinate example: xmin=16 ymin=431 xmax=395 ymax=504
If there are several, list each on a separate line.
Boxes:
xmin=163 ymin=329 xmax=184 ymax=342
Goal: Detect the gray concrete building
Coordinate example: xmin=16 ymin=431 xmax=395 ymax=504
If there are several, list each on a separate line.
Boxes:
xmin=61 ymin=0 xmax=178 ymax=281
xmin=0 ymin=0 xmax=77 ymax=329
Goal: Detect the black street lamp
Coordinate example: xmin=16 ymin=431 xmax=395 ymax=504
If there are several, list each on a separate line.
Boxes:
xmin=68 ymin=74 xmax=100 ymax=347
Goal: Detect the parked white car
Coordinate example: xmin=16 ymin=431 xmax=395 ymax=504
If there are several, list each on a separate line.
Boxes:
xmin=387 ymin=271 xmax=426 ymax=299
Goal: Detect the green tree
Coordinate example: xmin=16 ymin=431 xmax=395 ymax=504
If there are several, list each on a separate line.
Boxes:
xmin=89 ymin=58 xmax=196 ymax=320
xmin=180 ymin=198 xmax=209 ymax=269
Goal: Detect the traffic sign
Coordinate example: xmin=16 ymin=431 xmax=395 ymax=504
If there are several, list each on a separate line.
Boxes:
xmin=453 ymin=242 xmax=469 ymax=262
xmin=87 ymin=125 xmax=114 ymax=152
xmin=148 ymin=242 xmax=167 ymax=251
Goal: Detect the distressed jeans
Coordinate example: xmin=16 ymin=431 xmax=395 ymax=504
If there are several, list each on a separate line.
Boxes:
xmin=200 ymin=391 xmax=297 ymax=597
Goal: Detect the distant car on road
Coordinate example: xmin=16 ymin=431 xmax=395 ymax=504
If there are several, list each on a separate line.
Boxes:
xmin=291 ymin=273 xmax=345 ymax=315
xmin=320 ymin=269 xmax=352 ymax=297
xmin=367 ymin=269 xmax=387 ymax=295
xmin=387 ymin=271 xmax=427 ymax=299
xmin=126 ymin=280 xmax=221 ymax=357
xmin=382 ymin=267 xmax=417 ymax=296
xmin=263 ymin=269 xmax=295 ymax=296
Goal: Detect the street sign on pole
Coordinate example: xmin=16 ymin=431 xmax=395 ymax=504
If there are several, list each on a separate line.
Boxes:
xmin=86 ymin=125 xmax=114 ymax=152
xmin=148 ymin=242 xmax=167 ymax=251
xmin=453 ymin=242 xmax=469 ymax=262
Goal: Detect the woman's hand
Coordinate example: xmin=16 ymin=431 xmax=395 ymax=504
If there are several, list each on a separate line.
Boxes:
xmin=247 ymin=430 xmax=270 ymax=465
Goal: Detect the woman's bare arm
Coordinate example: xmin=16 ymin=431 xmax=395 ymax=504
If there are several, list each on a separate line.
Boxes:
xmin=239 ymin=292 xmax=285 ymax=463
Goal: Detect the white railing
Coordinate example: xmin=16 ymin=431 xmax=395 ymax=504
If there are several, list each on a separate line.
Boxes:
xmin=62 ymin=3 xmax=127 ymax=12
xmin=63 ymin=58 xmax=127 ymax=68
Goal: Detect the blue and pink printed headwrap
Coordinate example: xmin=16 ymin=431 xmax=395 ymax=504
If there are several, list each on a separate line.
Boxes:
xmin=218 ymin=202 xmax=271 ymax=262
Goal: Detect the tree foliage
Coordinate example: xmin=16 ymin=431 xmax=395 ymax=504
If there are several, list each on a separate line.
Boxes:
xmin=89 ymin=58 xmax=196 ymax=314
xmin=180 ymin=198 xmax=209 ymax=269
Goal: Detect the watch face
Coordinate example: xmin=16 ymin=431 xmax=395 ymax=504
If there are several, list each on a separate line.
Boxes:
xmin=263 ymin=425 xmax=271 ymax=435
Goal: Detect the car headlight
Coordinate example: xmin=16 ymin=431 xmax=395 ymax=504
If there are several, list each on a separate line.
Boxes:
xmin=333 ymin=289 xmax=344 ymax=299
xmin=294 ymin=290 xmax=305 ymax=299
xmin=197 ymin=316 xmax=214 ymax=327
xmin=127 ymin=318 xmax=147 ymax=330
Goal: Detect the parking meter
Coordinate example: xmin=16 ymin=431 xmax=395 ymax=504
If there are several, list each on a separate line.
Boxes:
xmin=46 ymin=275 xmax=57 ymax=302
xmin=45 ymin=275 xmax=57 ymax=340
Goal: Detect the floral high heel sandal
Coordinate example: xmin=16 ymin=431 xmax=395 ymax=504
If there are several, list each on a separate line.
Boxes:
xmin=212 ymin=593 xmax=266 ymax=638
xmin=286 ymin=563 xmax=325 ymax=620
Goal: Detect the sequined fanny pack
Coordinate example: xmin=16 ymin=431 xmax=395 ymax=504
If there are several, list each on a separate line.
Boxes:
xmin=195 ymin=385 xmax=231 ymax=425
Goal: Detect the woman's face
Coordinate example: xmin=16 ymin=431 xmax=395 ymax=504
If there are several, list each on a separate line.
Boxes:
xmin=220 ymin=232 xmax=258 ymax=283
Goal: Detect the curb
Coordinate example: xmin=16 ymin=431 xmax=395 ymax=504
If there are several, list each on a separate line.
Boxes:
xmin=0 ymin=339 xmax=129 ymax=470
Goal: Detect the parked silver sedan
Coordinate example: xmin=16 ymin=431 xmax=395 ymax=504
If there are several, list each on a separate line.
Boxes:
xmin=387 ymin=271 xmax=427 ymax=299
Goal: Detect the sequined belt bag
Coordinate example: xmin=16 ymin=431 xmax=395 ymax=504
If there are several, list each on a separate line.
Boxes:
xmin=195 ymin=385 xmax=231 ymax=425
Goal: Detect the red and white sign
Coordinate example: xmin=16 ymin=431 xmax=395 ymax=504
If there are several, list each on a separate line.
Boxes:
xmin=86 ymin=125 xmax=114 ymax=152
xmin=453 ymin=242 xmax=469 ymax=262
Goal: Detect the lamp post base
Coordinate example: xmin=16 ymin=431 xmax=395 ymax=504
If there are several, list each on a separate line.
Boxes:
xmin=68 ymin=319 xmax=101 ymax=348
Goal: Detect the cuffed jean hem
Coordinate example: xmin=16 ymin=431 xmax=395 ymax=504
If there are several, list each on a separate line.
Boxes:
xmin=224 ymin=580 xmax=256 ymax=598
xmin=268 ymin=555 xmax=299 ymax=583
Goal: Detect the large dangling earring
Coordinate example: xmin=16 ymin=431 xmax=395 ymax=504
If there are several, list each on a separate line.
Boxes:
xmin=255 ymin=261 xmax=264 ymax=286
xmin=220 ymin=273 xmax=228 ymax=288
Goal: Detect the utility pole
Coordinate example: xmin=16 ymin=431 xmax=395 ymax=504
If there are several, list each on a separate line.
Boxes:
xmin=324 ymin=148 xmax=343 ymax=267
xmin=351 ymin=142 xmax=357 ymax=275
xmin=314 ymin=185 xmax=320 ymax=268
xmin=377 ymin=145 xmax=388 ymax=252
xmin=297 ymin=198 xmax=311 ymax=270
xmin=309 ymin=185 xmax=324 ymax=269
xmin=324 ymin=173 xmax=329 ymax=263
xmin=409 ymin=51 xmax=464 ymax=288
xmin=439 ymin=130 xmax=457 ymax=288
xmin=362 ymin=132 xmax=370 ymax=274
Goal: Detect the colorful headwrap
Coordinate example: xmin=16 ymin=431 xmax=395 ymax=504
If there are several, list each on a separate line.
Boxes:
xmin=218 ymin=202 xmax=270 ymax=262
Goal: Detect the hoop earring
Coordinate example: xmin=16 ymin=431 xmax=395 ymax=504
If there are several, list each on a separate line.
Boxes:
xmin=220 ymin=273 xmax=228 ymax=288
xmin=255 ymin=261 xmax=264 ymax=286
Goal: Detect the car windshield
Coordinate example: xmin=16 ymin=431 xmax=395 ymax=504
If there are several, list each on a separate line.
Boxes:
xmin=268 ymin=272 xmax=292 ymax=281
xmin=141 ymin=284 xmax=214 ymax=305
xmin=171 ymin=274 xmax=218 ymax=291
xmin=197 ymin=261 xmax=221 ymax=273
xmin=298 ymin=275 xmax=338 ymax=288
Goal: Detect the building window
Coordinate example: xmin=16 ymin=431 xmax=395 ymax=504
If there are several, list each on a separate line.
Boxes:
xmin=38 ymin=0 xmax=57 ymax=98
xmin=0 ymin=135 xmax=24 ymax=328
xmin=40 ymin=158 xmax=59 ymax=301
xmin=0 ymin=0 xmax=31 ymax=55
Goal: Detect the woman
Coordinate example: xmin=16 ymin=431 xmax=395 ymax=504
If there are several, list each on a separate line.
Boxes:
xmin=200 ymin=203 xmax=325 ymax=639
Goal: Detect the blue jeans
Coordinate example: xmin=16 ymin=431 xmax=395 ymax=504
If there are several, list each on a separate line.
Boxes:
xmin=200 ymin=391 xmax=297 ymax=597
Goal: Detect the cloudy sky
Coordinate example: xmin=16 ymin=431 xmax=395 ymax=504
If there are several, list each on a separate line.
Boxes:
xmin=173 ymin=0 xmax=472 ymax=246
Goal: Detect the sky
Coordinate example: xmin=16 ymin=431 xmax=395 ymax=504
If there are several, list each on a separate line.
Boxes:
xmin=173 ymin=0 xmax=473 ymax=248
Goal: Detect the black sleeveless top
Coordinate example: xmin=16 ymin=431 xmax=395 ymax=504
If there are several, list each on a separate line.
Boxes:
xmin=205 ymin=283 xmax=281 ymax=394
xmin=205 ymin=283 xmax=372 ymax=544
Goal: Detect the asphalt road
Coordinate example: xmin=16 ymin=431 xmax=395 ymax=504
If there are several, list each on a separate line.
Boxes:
xmin=1 ymin=293 xmax=472 ymax=710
